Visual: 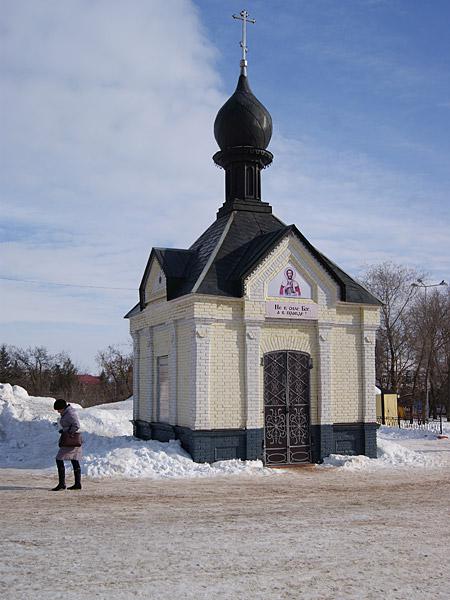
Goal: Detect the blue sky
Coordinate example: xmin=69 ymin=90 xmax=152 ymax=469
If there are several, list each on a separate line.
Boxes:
xmin=1 ymin=0 xmax=449 ymax=372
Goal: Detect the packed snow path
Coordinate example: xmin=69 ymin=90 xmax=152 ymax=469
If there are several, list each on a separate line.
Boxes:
xmin=1 ymin=467 xmax=449 ymax=600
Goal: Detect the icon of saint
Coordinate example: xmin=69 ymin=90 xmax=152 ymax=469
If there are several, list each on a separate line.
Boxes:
xmin=279 ymin=268 xmax=301 ymax=296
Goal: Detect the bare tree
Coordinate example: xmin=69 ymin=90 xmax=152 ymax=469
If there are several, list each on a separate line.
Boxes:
xmin=359 ymin=262 xmax=422 ymax=392
xmin=3 ymin=345 xmax=80 ymax=400
xmin=400 ymin=287 xmax=450 ymax=418
xmin=96 ymin=345 xmax=133 ymax=402
xmin=13 ymin=346 xmax=53 ymax=396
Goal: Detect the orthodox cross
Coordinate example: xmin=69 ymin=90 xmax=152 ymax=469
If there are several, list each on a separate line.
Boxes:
xmin=232 ymin=9 xmax=256 ymax=76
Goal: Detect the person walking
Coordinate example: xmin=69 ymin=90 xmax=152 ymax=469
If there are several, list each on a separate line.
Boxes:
xmin=52 ymin=399 xmax=82 ymax=491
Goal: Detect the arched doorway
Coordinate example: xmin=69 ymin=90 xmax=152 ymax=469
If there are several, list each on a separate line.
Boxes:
xmin=263 ymin=351 xmax=311 ymax=465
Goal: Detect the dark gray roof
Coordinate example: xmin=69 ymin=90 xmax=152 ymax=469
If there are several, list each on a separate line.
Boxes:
xmin=153 ymin=248 xmax=196 ymax=278
xmin=127 ymin=209 xmax=380 ymax=317
xmin=138 ymin=248 xmax=196 ymax=307
xmin=192 ymin=210 xmax=285 ymax=297
xmin=176 ymin=214 xmax=231 ymax=296
xmin=124 ymin=302 xmax=140 ymax=319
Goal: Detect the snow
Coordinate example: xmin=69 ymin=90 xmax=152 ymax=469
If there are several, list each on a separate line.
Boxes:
xmin=1 ymin=383 xmax=450 ymax=599
xmin=1 ymin=383 xmax=449 ymax=478
xmin=323 ymin=436 xmax=448 ymax=470
xmin=322 ymin=423 xmax=450 ymax=470
xmin=0 ymin=383 xmax=269 ymax=479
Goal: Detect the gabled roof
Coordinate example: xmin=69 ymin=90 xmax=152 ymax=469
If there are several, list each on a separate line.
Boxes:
xmin=233 ymin=223 xmax=381 ymax=305
xmin=138 ymin=247 xmax=197 ymax=307
xmin=153 ymin=248 xmax=196 ymax=279
xmin=127 ymin=208 xmax=380 ymax=317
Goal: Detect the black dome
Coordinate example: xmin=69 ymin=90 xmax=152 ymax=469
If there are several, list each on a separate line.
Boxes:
xmin=214 ymin=74 xmax=272 ymax=150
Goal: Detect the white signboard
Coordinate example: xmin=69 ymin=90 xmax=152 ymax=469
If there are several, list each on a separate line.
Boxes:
xmin=265 ymin=301 xmax=318 ymax=320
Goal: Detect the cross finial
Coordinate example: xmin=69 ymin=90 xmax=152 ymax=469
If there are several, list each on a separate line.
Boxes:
xmin=232 ymin=9 xmax=256 ymax=76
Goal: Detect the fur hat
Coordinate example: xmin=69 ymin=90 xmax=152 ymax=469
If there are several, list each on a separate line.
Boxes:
xmin=53 ymin=399 xmax=67 ymax=411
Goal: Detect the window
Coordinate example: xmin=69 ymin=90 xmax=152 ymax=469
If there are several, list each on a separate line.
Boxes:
xmin=157 ymin=356 xmax=169 ymax=422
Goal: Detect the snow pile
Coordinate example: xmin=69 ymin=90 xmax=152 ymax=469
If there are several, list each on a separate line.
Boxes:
xmin=0 ymin=384 xmax=67 ymax=469
xmin=1 ymin=383 xmax=448 ymax=477
xmin=323 ymin=438 xmax=436 ymax=470
xmin=0 ymin=383 xmax=269 ymax=479
xmin=84 ymin=443 xmax=266 ymax=479
xmin=322 ymin=426 xmax=450 ymax=471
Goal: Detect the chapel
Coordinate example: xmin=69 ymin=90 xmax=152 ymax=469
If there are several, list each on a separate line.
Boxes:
xmin=125 ymin=12 xmax=381 ymax=465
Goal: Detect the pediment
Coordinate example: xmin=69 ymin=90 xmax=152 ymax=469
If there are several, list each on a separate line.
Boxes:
xmin=244 ymin=232 xmax=339 ymax=307
xmin=142 ymin=256 xmax=166 ymax=305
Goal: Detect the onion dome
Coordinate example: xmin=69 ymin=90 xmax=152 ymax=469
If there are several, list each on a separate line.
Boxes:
xmin=214 ymin=74 xmax=272 ymax=151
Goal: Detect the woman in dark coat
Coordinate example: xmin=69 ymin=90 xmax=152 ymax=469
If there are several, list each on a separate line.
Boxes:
xmin=52 ymin=399 xmax=82 ymax=491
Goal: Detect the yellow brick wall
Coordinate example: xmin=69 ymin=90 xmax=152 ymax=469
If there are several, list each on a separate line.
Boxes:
xmin=138 ymin=332 xmax=151 ymax=421
xmin=334 ymin=304 xmax=361 ymax=325
xmin=361 ymin=307 xmax=380 ymax=327
xmin=193 ymin=298 xmax=243 ymax=321
xmin=129 ymin=285 xmax=378 ymax=430
xmin=331 ymin=325 xmax=362 ymax=422
xmin=176 ymin=319 xmax=193 ymax=427
xmin=209 ymin=321 xmax=245 ymax=429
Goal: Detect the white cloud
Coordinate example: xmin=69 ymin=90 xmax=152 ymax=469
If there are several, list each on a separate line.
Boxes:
xmin=0 ymin=0 xmax=225 ymax=367
xmin=1 ymin=1 xmax=449 ymax=370
xmin=266 ymin=134 xmax=450 ymax=278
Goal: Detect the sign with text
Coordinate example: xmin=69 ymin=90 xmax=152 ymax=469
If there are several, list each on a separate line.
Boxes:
xmin=265 ymin=301 xmax=318 ymax=320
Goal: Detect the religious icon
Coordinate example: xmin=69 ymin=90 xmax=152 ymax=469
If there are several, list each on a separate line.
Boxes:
xmin=279 ymin=267 xmax=301 ymax=296
xmin=267 ymin=264 xmax=312 ymax=299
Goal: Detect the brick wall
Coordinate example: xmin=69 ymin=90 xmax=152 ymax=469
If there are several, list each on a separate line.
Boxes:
xmin=129 ymin=234 xmax=380 ymax=436
xmin=209 ymin=321 xmax=246 ymax=429
xmin=331 ymin=324 xmax=362 ymax=422
xmin=175 ymin=319 xmax=192 ymax=427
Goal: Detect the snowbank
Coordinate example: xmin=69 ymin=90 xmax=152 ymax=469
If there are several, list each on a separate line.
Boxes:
xmin=0 ymin=383 xmax=269 ymax=479
xmin=322 ymin=424 xmax=450 ymax=471
xmin=1 ymin=383 xmax=448 ymax=478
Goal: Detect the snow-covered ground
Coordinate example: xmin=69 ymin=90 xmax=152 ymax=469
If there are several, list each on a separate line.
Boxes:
xmin=2 ymin=383 xmax=450 ymax=600
xmin=1 ymin=382 xmax=449 ymax=478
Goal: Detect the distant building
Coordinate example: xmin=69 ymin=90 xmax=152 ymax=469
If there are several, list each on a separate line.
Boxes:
xmin=125 ymin=25 xmax=380 ymax=464
xmin=77 ymin=374 xmax=101 ymax=386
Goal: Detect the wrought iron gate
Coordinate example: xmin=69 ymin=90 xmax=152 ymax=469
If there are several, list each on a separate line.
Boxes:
xmin=263 ymin=351 xmax=311 ymax=465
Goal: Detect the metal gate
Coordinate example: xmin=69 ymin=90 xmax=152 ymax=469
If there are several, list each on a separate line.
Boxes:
xmin=263 ymin=351 xmax=311 ymax=465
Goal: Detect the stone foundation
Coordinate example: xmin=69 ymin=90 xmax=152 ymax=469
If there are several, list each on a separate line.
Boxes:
xmin=133 ymin=421 xmax=378 ymax=463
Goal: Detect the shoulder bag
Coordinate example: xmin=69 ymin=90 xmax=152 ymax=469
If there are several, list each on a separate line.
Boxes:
xmin=59 ymin=431 xmax=82 ymax=447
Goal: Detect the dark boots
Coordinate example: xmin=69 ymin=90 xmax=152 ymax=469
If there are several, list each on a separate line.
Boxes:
xmin=51 ymin=460 xmax=66 ymax=491
xmin=51 ymin=460 xmax=82 ymax=491
xmin=67 ymin=460 xmax=82 ymax=490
